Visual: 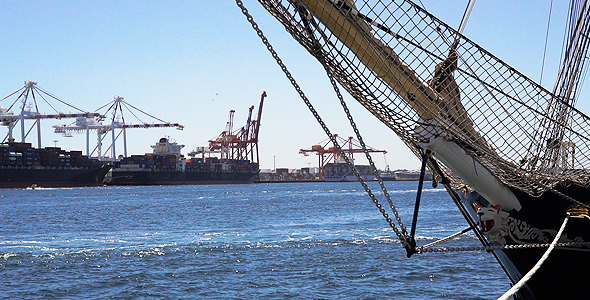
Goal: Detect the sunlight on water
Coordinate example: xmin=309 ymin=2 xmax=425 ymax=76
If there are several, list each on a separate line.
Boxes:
xmin=0 ymin=182 xmax=509 ymax=299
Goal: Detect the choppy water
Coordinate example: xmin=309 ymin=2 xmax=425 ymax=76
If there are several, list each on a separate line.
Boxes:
xmin=1 ymin=181 xmax=510 ymax=299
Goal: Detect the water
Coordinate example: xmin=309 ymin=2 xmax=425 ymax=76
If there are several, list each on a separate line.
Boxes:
xmin=1 ymin=182 xmax=510 ymax=299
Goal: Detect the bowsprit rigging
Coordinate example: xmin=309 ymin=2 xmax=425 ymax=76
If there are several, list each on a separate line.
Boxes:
xmin=238 ymin=0 xmax=590 ymax=299
xmin=53 ymin=95 xmax=183 ymax=160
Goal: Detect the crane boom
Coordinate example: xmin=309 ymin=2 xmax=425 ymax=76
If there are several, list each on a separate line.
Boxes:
xmin=1 ymin=81 xmax=104 ymax=147
xmin=253 ymin=91 xmax=267 ymax=163
xmin=0 ymin=112 xmax=102 ymax=122
xmin=52 ymin=95 xmax=184 ymax=160
xmin=300 ymin=134 xmax=387 ymax=178
xmin=190 ymin=91 xmax=266 ymax=165
xmin=123 ymin=123 xmax=184 ymax=129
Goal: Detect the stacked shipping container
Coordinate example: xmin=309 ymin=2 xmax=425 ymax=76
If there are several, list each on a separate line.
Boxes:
xmin=0 ymin=142 xmax=104 ymax=168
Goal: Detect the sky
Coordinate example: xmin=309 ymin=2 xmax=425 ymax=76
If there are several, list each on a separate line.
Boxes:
xmin=0 ymin=0 xmax=584 ymax=171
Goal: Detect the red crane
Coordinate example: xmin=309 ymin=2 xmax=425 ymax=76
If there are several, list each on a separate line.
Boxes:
xmin=192 ymin=91 xmax=266 ymax=163
xmin=299 ymin=134 xmax=387 ymax=178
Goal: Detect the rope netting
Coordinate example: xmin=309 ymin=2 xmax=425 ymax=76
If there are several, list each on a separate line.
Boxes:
xmin=258 ymin=0 xmax=590 ymax=198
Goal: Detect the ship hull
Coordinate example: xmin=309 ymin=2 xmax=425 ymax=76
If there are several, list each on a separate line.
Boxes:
xmin=322 ymin=163 xmax=376 ymax=182
xmin=323 ymin=175 xmax=375 ymax=182
xmin=461 ymin=184 xmax=590 ymax=300
xmin=394 ymin=171 xmax=432 ymax=181
xmin=0 ymin=165 xmax=111 ymax=188
xmin=106 ymin=169 xmax=258 ymax=186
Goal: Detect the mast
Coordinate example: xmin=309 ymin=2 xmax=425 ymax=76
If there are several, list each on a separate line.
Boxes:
xmin=529 ymin=0 xmax=590 ymax=172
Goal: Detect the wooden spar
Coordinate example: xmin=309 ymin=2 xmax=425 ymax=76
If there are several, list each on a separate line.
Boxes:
xmin=299 ymin=0 xmax=439 ymax=119
xmin=297 ymin=0 xmax=522 ymax=211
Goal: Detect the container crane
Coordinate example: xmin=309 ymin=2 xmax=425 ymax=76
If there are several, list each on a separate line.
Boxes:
xmin=189 ymin=91 xmax=266 ymax=163
xmin=0 ymin=81 xmax=103 ymax=148
xmin=250 ymin=91 xmax=266 ymax=163
xmin=53 ymin=95 xmax=183 ymax=160
xmin=299 ymin=134 xmax=387 ymax=178
xmin=206 ymin=109 xmax=236 ymax=159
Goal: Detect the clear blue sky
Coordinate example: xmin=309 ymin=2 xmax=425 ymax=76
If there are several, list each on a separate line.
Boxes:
xmin=0 ymin=1 xmax=584 ymax=170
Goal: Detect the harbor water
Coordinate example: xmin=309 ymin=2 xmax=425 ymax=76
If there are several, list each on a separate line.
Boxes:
xmin=1 ymin=181 xmax=510 ymax=299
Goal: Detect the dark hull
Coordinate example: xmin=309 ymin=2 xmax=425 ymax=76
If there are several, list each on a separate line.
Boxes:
xmin=106 ymin=169 xmax=258 ymax=186
xmin=462 ymin=184 xmax=590 ymax=300
xmin=0 ymin=165 xmax=112 ymax=188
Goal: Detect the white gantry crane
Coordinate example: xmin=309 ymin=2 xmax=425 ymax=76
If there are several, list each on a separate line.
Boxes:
xmin=53 ymin=95 xmax=183 ymax=161
xmin=0 ymin=81 xmax=103 ymax=148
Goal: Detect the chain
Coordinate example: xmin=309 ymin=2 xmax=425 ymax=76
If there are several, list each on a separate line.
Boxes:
xmin=418 ymin=241 xmax=590 ymax=254
xmin=237 ymin=1 xmax=590 ymax=263
xmin=235 ymin=0 xmax=407 ymax=241
xmin=314 ymin=28 xmax=409 ymax=237
xmin=418 ymin=226 xmax=473 ymax=250
xmin=324 ymin=72 xmax=409 ymax=237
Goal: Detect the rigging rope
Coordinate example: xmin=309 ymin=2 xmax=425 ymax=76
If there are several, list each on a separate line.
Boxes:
xmin=241 ymin=5 xmax=590 ymax=284
xmin=418 ymin=240 xmax=590 ymax=253
xmin=540 ymin=0 xmax=554 ymax=86
xmin=302 ymin=7 xmax=411 ymax=237
xmin=418 ymin=226 xmax=473 ymax=251
xmin=259 ymin=0 xmax=590 ymax=204
xmin=458 ymin=0 xmax=476 ymax=35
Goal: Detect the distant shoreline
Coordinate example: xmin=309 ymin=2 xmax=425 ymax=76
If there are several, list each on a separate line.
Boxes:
xmin=254 ymin=180 xmax=323 ymax=183
xmin=254 ymin=179 xmax=421 ymax=183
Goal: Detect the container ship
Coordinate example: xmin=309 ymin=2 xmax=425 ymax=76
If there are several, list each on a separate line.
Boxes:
xmin=0 ymin=82 xmax=112 ymax=188
xmin=393 ymin=170 xmax=433 ymax=181
xmin=105 ymin=137 xmax=258 ymax=185
xmin=0 ymin=142 xmax=111 ymax=188
xmin=105 ymin=92 xmax=266 ymax=186
xmin=322 ymin=162 xmax=376 ymax=182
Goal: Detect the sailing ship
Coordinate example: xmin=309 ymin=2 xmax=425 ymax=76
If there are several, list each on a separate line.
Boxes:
xmin=241 ymin=0 xmax=590 ymax=299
